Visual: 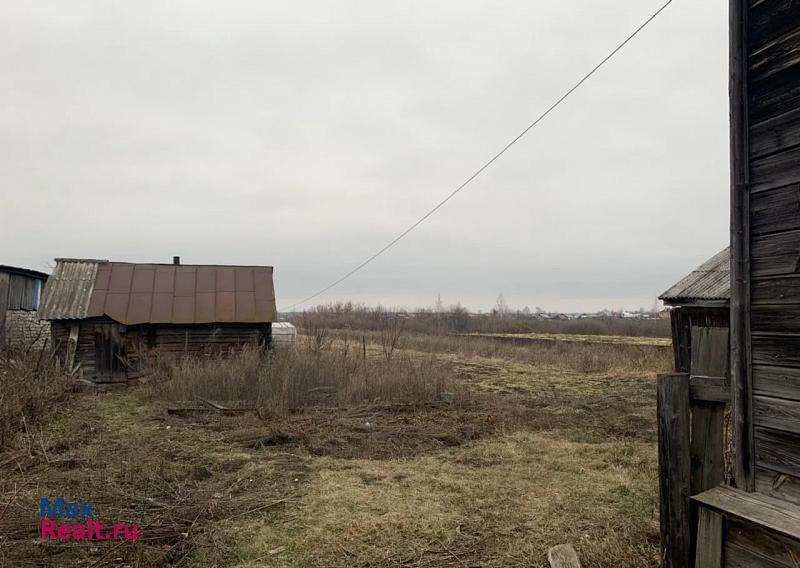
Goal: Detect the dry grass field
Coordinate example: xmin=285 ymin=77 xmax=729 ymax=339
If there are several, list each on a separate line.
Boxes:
xmin=0 ymin=328 xmax=671 ymax=567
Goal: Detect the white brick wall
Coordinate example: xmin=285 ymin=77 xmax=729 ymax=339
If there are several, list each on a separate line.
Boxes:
xmin=4 ymin=310 xmax=50 ymax=350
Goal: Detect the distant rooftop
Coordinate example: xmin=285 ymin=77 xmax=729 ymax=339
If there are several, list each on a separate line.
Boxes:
xmin=660 ymin=247 xmax=730 ymax=306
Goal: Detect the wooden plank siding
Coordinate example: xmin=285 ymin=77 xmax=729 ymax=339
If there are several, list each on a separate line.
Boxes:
xmin=737 ymin=0 xmax=800 ymax=525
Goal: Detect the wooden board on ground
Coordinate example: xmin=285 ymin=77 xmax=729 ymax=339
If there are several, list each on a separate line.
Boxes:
xmin=547 ymin=544 xmax=581 ymax=568
xmin=167 ymin=399 xmax=257 ymax=415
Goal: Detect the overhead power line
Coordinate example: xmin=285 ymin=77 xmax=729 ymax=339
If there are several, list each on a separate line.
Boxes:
xmin=282 ymin=0 xmax=676 ymax=311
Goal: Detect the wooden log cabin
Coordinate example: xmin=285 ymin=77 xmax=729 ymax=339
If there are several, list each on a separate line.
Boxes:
xmin=659 ymin=3 xmax=800 ymax=567
xmin=38 ymin=258 xmax=278 ymax=382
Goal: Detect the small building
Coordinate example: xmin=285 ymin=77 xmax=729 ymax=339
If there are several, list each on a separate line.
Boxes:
xmin=659 ymin=247 xmax=730 ymax=373
xmin=0 ymin=264 xmax=49 ymax=349
xmin=38 ymin=258 xmax=278 ymax=382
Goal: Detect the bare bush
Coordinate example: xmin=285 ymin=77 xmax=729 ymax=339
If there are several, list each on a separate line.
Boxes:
xmin=379 ymin=317 xmax=405 ymax=361
xmin=0 ymin=339 xmax=70 ymax=450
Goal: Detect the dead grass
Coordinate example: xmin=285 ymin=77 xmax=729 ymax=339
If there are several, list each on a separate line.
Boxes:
xmin=464 ymin=332 xmax=671 ymax=347
xmin=0 ymin=323 xmax=669 ymax=567
xmin=327 ymin=329 xmax=670 ymax=376
xmin=143 ymin=342 xmax=467 ymax=412
xmin=0 ymin=341 xmax=70 ymax=450
xmin=232 ymin=432 xmax=659 ymax=568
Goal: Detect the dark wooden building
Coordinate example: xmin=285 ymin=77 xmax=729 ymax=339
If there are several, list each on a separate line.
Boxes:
xmin=660 ymin=248 xmax=730 ymax=373
xmin=659 ymin=3 xmax=800 ymax=567
xmin=38 ymin=258 xmax=278 ymax=382
xmin=0 ymin=264 xmax=49 ymax=348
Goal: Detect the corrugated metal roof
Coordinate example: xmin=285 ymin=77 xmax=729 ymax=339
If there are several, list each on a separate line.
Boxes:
xmin=38 ymin=259 xmax=102 ymax=320
xmin=660 ymin=248 xmax=730 ymax=305
xmin=0 ymin=265 xmax=49 ymax=281
xmin=40 ymin=259 xmax=277 ymax=324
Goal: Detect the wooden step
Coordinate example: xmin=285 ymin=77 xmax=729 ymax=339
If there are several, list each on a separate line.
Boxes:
xmin=693 ymin=485 xmax=800 ymax=541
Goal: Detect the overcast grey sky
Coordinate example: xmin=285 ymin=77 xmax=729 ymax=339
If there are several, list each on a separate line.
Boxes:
xmin=1 ymin=0 xmax=729 ymax=312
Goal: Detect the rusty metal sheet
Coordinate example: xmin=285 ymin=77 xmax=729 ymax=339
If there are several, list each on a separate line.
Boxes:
xmin=41 ymin=259 xmax=277 ymax=325
xmin=131 ymin=267 xmax=156 ymax=293
xmin=235 ymin=267 xmax=254 ymax=292
xmin=215 ymin=291 xmax=236 ymax=322
xmin=127 ymin=292 xmax=153 ymax=325
xmin=197 ymin=267 xmax=216 ymax=293
xmin=235 ymin=291 xmax=256 ymax=322
xmin=216 ymin=267 xmax=235 ymax=292
xmin=256 ymin=300 xmax=275 ymax=321
xmin=154 ymin=266 xmax=175 ymax=293
xmin=174 ymin=267 xmax=196 ymax=298
xmin=151 ymin=293 xmax=173 ymax=322
xmin=104 ymin=292 xmax=130 ymax=323
xmin=94 ymin=266 xmax=111 ymax=291
xmin=254 ymin=268 xmax=273 ymax=300
xmin=109 ymin=264 xmax=134 ymax=293
xmin=172 ymin=296 xmax=195 ymax=324
xmin=195 ymin=292 xmax=216 ymax=321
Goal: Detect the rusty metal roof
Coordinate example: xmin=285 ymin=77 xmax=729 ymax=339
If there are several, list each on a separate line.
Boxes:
xmin=660 ymin=248 xmax=730 ymax=305
xmin=40 ymin=259 xmax=277 ymax=324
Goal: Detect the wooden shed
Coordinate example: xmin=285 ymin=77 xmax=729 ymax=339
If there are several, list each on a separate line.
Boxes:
xmin=660 ymin=248 xmax=730 ymax=373
xmin=38 ymin=258 xmax=278 ymax=382
xmin=658 ymin=4 xmax=800 ymax=567
xmin=0 ymin=265 xmax=49 ymax=349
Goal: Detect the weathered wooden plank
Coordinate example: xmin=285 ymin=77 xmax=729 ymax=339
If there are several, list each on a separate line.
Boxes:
xmin=750 ymin=184 xmax=800 ymax=235
xmin=726 ymin=542 xmax=789 ymax=568
xmin=751 ymin=230 xmax=800 ymax=276
xmin=750 ymin=25 xmax=800 ymax=85
xmin=749 ymin=1 xmax=800 ymax=52
xmin=752 ymin=147 xmax=800 ymax=193
xmin=750 ymin=72 xmax=800 ymax=127
xmin=694 ymin=507 xmax=722 ymax=568
xmin=756 ymin=426 xmax=800 ymax=477
xmin=752 ymin=306 xmax=800 ymax=333
xmin=657 ymin=373 xmax=692 ymax=568
xmin=690 ymin=377 xmax=731 ymax=403
xmin=754 ymin=395 xmax=800 ymax=432
xmin=691 ymin=403 xmax=727 ymax=494
xmin=690 ymin=401 xmax=726 ymax=563
xmin=728 ymin=517 xmax=800 ymax=567
xmin=693 ymin=485 xmax=800 ymax=541
xmin=753 ymin=334 xmax=800 ymax=367
xmin=751 ymin=109 xmax=800 ymax=159
xmin=689 ymin=326 xmax=729 ymax=379
xmin=754 ymin=363 xmax=800 ymax=399
xmin=756 ymin=467 xmax=800 ymax=506
xmin=752 ymin=275 xmax=800 ymax=304
xmin=730 ymin=0 xmax=755 ymax=493
xmin=547 ymin=544 xmax=581 ymax=568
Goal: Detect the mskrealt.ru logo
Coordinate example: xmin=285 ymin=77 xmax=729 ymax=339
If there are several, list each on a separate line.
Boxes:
xmin=40 ymin=498 xmax=139 ymax=541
